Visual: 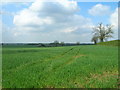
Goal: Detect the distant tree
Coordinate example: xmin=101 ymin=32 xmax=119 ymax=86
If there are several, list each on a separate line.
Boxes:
xmin=76 ymin=42 xmax=80 ymax=45
xmin=38 ymin=43 xmax=45 ymax=47
xmin=92 ymin=23 xmax=114 ymax=42
xmin=60 ymin=42 xmax=65 ymax=46
xmin=91 ymin=36 xmax=98 ymax=44
xmin=54 ymin=40 xmax=59 ymax=46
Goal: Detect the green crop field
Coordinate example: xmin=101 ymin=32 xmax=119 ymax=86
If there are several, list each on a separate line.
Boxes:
xmin=2 ymin=45 xmax=118 ymax=88
xmin=97 ymin=40 xmax=120 ymax=46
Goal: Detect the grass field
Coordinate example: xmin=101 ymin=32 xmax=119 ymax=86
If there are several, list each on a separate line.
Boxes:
xmin=97 ymin=40 xmax=120 ymax=46
xmin=2 ymin=45 xmax=118 ymax=88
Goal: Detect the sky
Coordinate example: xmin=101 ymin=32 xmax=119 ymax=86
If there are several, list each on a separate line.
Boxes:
xmin=0 ymin=0 xmax=119 ymax=43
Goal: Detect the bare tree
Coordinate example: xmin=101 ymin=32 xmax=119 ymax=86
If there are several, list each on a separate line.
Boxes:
xmin=92 ymin=23 xmax=114 ymax=42
xmin=60 ymin=42 xmax=65 ymax=46
xmin=91 ymin=36 xmax=98 ymax=44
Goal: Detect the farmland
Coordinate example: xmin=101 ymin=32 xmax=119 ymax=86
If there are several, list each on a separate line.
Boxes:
xmin=97 ymin=40 xmax=120 ymax=46
xmin=2 ymin=45 xmax=118 ymax=88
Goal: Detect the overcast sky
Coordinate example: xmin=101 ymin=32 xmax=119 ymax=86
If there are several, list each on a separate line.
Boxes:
xmin=1 ymin=0 xmax=119 ymax=43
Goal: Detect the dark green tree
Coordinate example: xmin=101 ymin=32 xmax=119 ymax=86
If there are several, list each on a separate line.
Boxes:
xmin=54 ymin=40 xmax=59 ymax=46
xmin=76 ymin=42 xmax=80 ymax=45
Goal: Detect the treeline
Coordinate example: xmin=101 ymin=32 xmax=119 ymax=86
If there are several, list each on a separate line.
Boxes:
xmin=27 ymin=41 xmax=81 ymax=47
xmin=2 ymin=41 xmax=94 ymax=47
xmin=27 ymin=41 xmax=93 ymax=47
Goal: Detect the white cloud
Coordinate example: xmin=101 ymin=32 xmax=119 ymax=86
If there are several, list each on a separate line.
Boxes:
xmin=2 ymin=1 xmax=119 ymax=43
xmin=13 ymin=0 xmax=80 ymax=28
xmin=109 ymin=8 xmax=118 ymax=40
xmin=88 ymin=4 xmax=110 ymax=16
xmin=14 ymin=9 xmax=54 ymax=27
xmin=110 ymin=8 xmax=118 ymax=30
xmin=11 ymin=0 xmax=93 ymax=42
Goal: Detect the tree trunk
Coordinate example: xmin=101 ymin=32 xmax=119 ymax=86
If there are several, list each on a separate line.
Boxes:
xmin=100 ymin=38 xmax=104 ymax=42
xmin=94 ymin=40 xmax=97 ymax=44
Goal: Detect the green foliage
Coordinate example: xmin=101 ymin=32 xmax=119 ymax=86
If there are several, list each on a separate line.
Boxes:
xmin=76 ymin=42 xmax=80 ymax=45
xmin=2 ymin=45 xmax=118 ymax=88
